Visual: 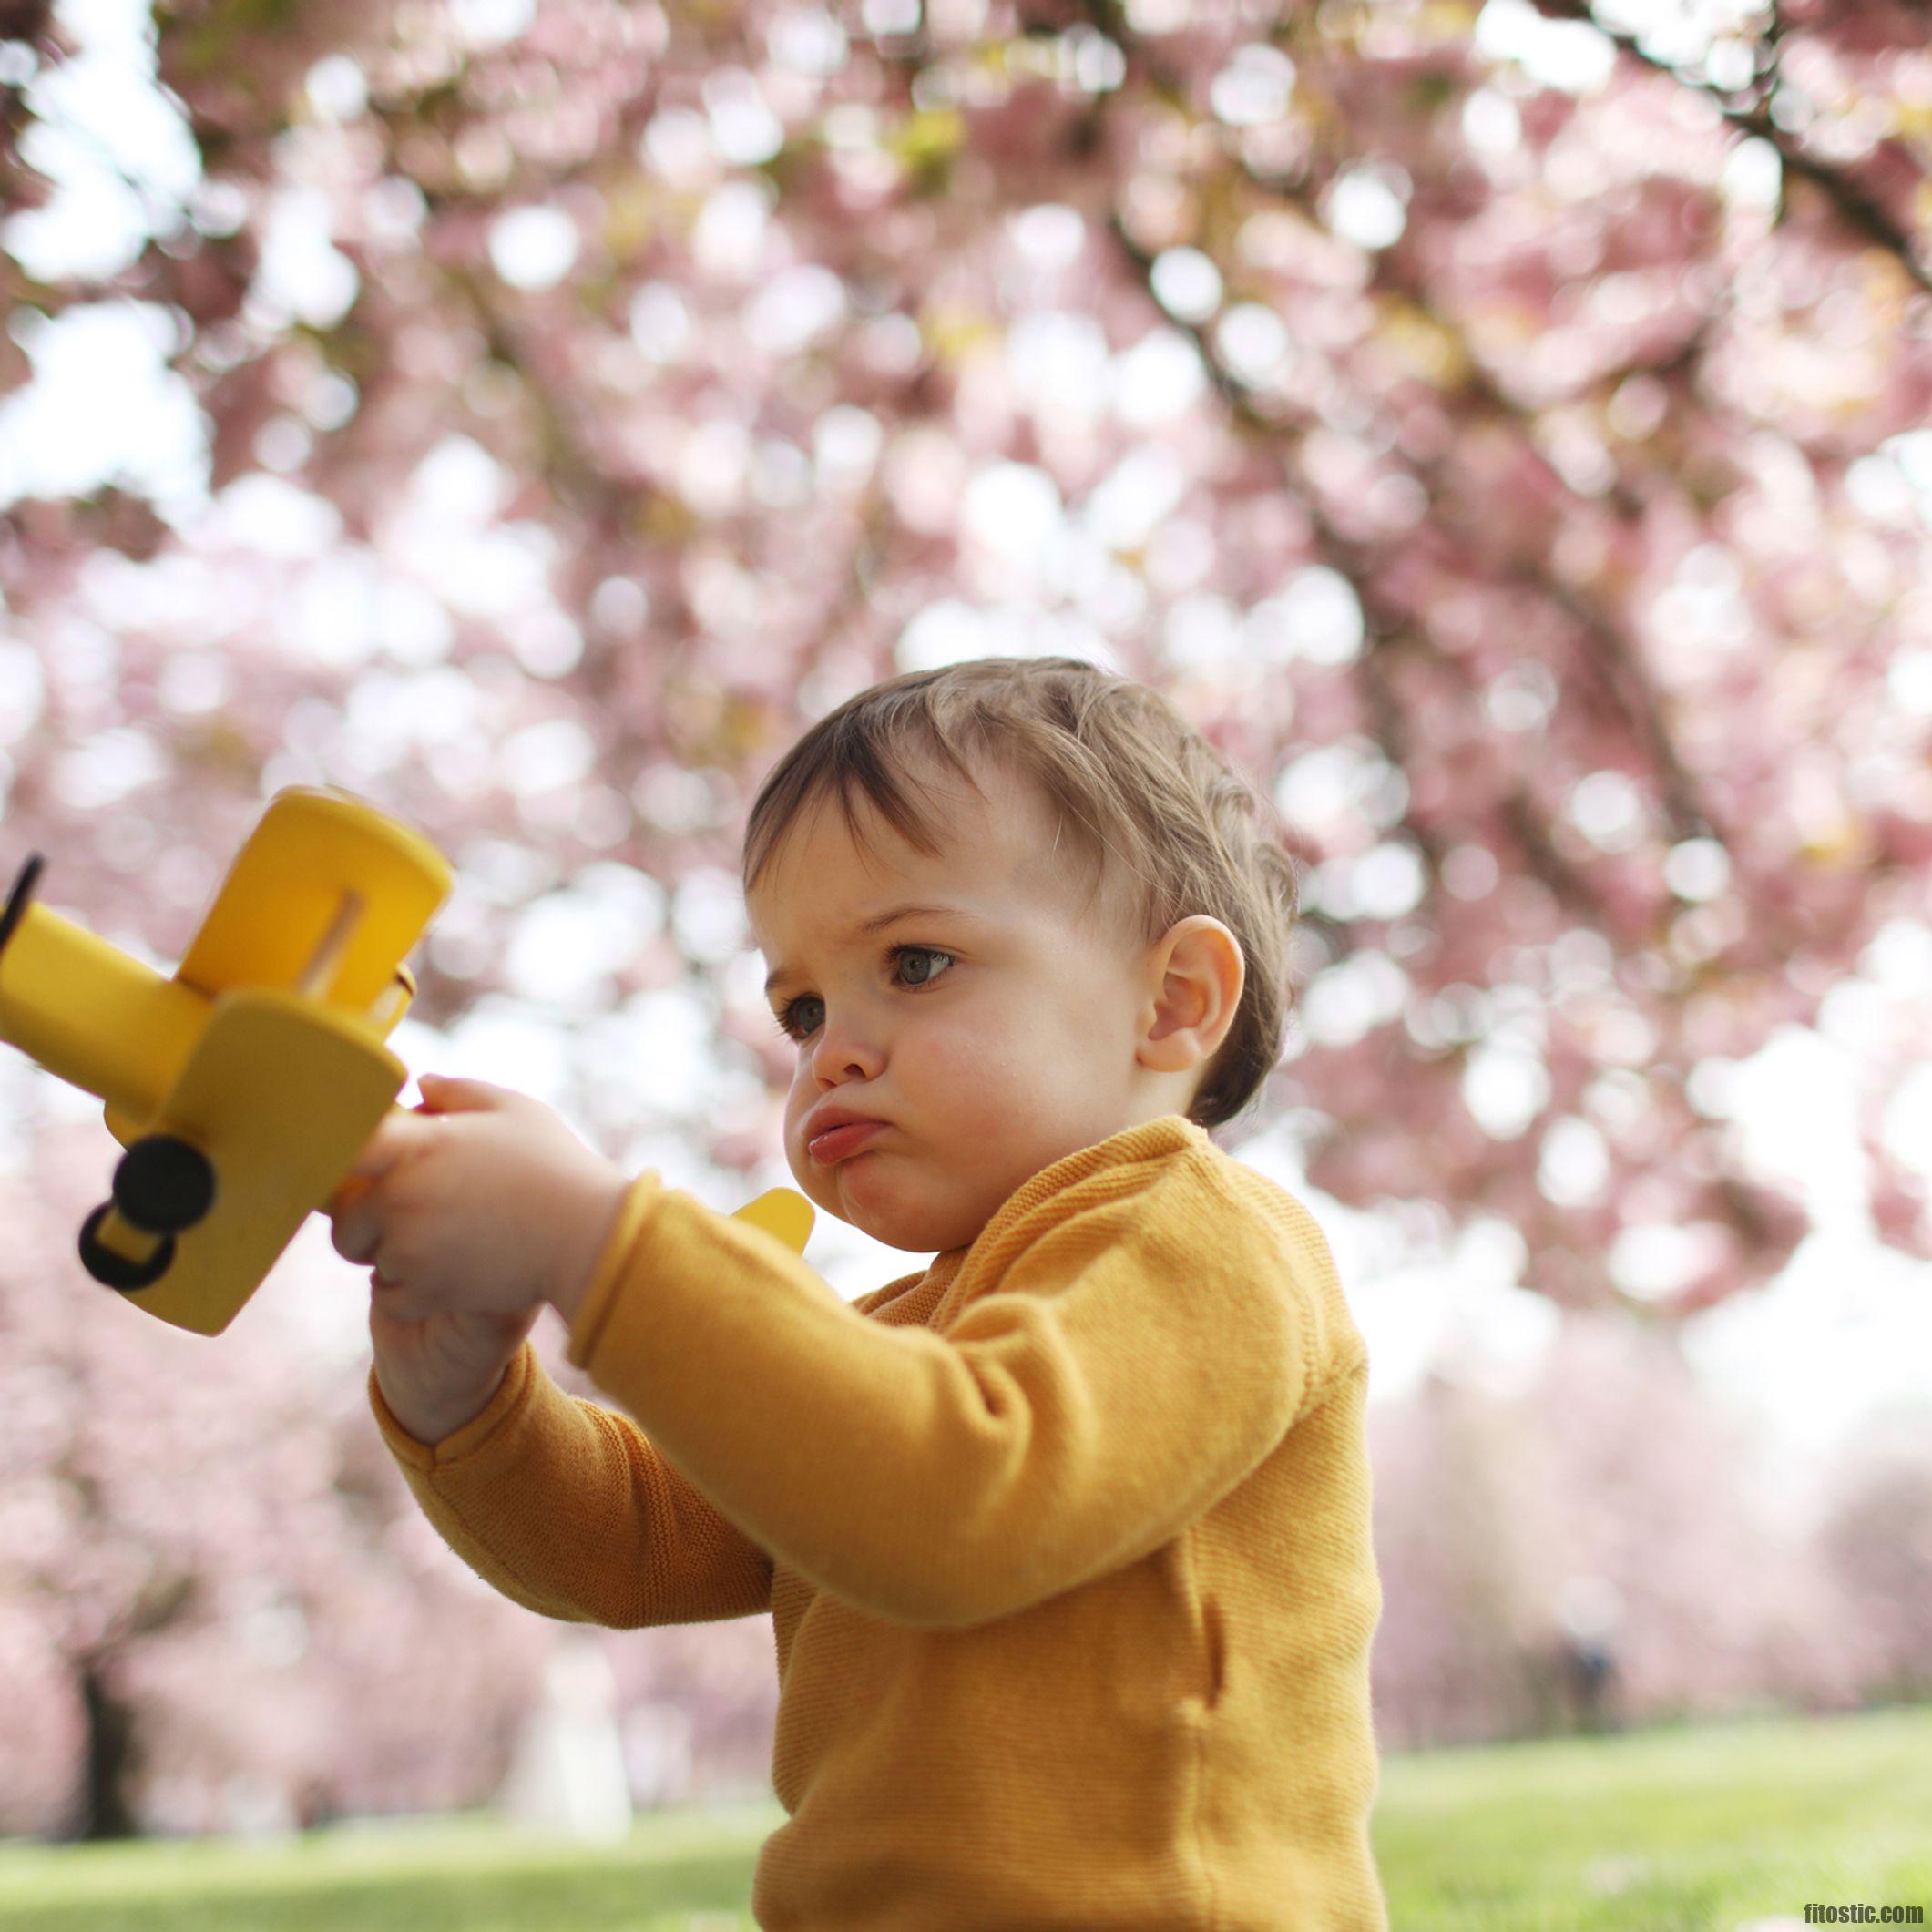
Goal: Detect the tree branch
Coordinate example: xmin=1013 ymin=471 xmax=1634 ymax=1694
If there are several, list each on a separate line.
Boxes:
xmin=1528 ymin=0 xmax=1932 ymax=297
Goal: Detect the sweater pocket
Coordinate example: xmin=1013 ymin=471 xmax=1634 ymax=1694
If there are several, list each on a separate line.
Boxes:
xmin=1200 ymin=1589 xmax=1227 ymax=1714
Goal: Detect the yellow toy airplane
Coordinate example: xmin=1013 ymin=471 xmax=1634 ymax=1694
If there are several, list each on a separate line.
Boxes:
xmin=0 ymin=784 xmax=813 ymax=1337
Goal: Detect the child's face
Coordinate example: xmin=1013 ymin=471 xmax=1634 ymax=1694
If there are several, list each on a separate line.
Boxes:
xmin=746 ymin=757 xmax=1188 ymax=1254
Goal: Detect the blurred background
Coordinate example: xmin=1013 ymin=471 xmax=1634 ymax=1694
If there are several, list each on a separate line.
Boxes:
xmin=1 ymin=0 xmax=1930 ymax=1873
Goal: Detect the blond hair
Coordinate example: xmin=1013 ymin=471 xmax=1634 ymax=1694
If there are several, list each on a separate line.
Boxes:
xmin=741 ymin=656 xmax=1300 ymax=1132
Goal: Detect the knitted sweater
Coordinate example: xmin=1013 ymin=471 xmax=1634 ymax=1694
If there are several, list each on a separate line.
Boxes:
xmin=368 ymin=1114 xmax=1388 ymax=1930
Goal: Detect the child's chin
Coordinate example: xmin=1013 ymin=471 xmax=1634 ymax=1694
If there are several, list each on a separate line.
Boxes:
xmin=837 ymin=1176 xmax=940 ymax=1251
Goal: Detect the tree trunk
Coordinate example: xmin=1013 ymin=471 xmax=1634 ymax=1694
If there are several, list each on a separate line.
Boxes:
xmin=67 ymin=1654 xmax=140 ymax=1842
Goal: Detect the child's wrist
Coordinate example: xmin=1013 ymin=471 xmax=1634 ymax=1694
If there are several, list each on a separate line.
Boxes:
xmin=547 ymin=1168 xmax=633 ymax=1330
xmin=378 ymin=1364 xmax=506 ymax=1446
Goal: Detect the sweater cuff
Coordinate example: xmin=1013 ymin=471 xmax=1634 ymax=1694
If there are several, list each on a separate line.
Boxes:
xmin=566 ymin=1169 xmax=666 ymax=1371
xmin=366 ymin=1337 xmax=537 ymax=1472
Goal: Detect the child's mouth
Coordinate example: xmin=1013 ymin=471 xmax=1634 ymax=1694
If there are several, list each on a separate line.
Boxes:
xmin=810 ymin=1120 xmax=886 ymax=1164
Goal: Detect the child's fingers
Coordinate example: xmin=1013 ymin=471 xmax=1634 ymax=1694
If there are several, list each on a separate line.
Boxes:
xmin=417 ymin=1074 xmax=509 ymax=1113
xmin=325 ymin=1171 xmax=374 ymax=1222
xmin=370 ymin=1267 xmax=430 ymax=1323
xmin=346 ymin=1107 xmax=438 ymax=1183
xmin=331 ymin=1202 xmax=378 ymax=1265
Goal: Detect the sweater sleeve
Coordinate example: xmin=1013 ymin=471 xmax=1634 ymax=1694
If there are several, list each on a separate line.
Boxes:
xmin=565 ymin=1156 xmax=1315 ymax=1631
xmin=368 ymin=1337 xmax=773 ymax=1629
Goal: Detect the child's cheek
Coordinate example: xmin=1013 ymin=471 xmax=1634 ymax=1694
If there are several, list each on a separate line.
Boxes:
xmin=914 ymin=1007 xmax=1028 ymax=1135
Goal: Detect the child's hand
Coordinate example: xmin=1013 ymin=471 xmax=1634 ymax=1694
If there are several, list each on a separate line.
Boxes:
xmin=327 ymin=1075 xmax=630 ymax=1329
xmin=363 ymin=1274 xmax=540 ymax=1447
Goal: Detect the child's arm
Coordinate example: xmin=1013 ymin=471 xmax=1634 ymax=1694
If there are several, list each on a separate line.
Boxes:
xmin=558 ymin=1154 xmax=1333 ymax=1631
xmin=369 ymin=1338 xmax=773 ymax=1628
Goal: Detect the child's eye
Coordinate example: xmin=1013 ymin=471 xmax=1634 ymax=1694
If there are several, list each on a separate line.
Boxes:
xmin=772 ymin=944 xmax=955 ymax=1043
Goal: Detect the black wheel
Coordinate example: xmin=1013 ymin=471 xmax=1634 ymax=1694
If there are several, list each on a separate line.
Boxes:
xmin=79 ymin=1202 xmax=175 ymax=1293
xmin=112 ymin=1134 xmax=216 ymax=1233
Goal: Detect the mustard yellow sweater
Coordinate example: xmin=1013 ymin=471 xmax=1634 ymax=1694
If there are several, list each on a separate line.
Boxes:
xmin=368 ymin=1114 xmax=1387 ymax=1930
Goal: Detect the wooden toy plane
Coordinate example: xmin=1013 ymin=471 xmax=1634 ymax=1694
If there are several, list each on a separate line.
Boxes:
xmin=0 ymin=783 xmax=815 ymax=1336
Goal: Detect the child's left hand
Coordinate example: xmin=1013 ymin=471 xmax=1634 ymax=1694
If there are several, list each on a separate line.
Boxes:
xmin=326 ymin=1075 xmax=631 ymax=1327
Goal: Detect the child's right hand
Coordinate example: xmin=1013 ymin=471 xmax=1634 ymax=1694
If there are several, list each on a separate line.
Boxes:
xmin=368 ymin=1279 xmax=541 ymax=1446
xmin=333 ymin=1164 xmax=541 ymax=1446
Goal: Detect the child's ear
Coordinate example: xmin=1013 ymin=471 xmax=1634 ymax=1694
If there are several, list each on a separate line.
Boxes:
xmin=1139 ymin=916 xmax=1245 ymax=1076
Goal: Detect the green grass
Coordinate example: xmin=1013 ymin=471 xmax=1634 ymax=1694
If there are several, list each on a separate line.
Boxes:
xmin=0 ymin=1705 xmax=1927 ymax=1929
xmin=1375 ymin=1702 xmax=1932 ymax=1930
xmin=0 ymin=1799 xmax=782 ymax=1932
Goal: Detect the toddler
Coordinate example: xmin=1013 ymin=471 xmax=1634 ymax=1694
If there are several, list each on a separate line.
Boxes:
xmin=332 ymin=655 xmax=1388 ymax=1929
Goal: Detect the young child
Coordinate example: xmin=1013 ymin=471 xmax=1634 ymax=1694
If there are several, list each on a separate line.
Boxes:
xmin=330 ymin=655 xmax=1388 ymax=1930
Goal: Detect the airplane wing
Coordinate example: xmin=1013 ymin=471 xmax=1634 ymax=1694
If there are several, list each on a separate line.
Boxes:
xmin=729 ymin=1186 xmax=815 ymax=1255
xmin=92 ymin=986 xmax=408 ymax=1336
xmin=93 ymin=782 xmax=455 ymax=1162
xmin=173 ymin=785 xmax=452 ymax=1018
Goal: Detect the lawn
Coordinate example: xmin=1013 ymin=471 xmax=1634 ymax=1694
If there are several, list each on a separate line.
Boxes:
xmin=0 ymin=1703 xmax=1926 ymax=1930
